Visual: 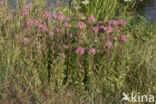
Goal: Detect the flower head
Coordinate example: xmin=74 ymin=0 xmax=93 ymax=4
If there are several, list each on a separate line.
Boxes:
xmin=104 ymin=26 xmax=114 ymax=33
xmin=38 ymin=24 xmax=48 ymax=31
xmin=77 ymin=21 xmax=86 ymax=29
xmin=49 ymin=32 xmax=54 ymax=38
xmin=33 ymin=19 xmax=39 ymax=25
xmin=88 ymin=48 xmax=96 ymax=56
xmin=105 ymin=40 xmax=112 ymax=48
xmin=117 ymin=19 xmax=126 ymax=26
xmin=75 ymin=47 xmax=85 ymax=55
xmin=117 ymin=34 xmax=127 ymax=42
xmin=26 ymin=19 xmax=33 ymax=26
xmin=92 ymin=26 xmax=99 ymax=33
xmin=63 ymin=23 xmax=69 ymax=28
xmin=107 ymin=20 xmax=118 ymax=26
xmin=65 ymin=17 xmax=71 ymax=21
xmin=54 ymin=13 xmax=65 ymax=20
xmin=87 ymin=15 xmax=96 ymax=24
xmin=21 ymin=9 xmax=29 ymax=16
xmin=59 ymin=53 xmax=65 ymax=58
xmin=36 ymin=44 xmax=41 ymax=50
xmin=23 ymin=37 xmax=29 ymax=45
xmin=42 ymin=12 xmax=51 ymax=19
xmin=63 ymin=44 xmax=69 ymax=49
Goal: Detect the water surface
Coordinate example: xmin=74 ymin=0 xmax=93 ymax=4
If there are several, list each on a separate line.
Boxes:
xmin=137 ymin=0 xmax=156 ymax=23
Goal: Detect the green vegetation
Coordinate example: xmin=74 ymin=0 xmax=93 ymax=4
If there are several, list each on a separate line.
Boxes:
xmin=0 ymin=0 xmax=155 ymax=104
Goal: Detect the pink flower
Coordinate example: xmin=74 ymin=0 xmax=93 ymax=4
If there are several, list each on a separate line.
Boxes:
xmin=88 ymin=48 xmax=96 ymax=55
xmin=49 ymin=32 xmax=54 ymax=38
xmin=87 ymin=15 xmax=96 ymax=24
xmin=75 ymin=47 xmax=85 ymax=55
xmin=78 ymin=13 xmax=84 ymax=20
xmin=21 ymin=9 xmax=29 ymax=16
xmin=107 ymin=20 xmax=118 ymax=26
xmin=63 ymin=44 xmax=69 ymax=49
xmin=117 ymin=19 xmax=126 ymax=26
xmin=33 ymin=19 xmax=39 ymax=25
xmin=36 ymin=44 xmax=41 ymax=50
xmin=117 ymin=34 xmax=127 ymax=42
xmin=38 ymin=24 xmax=48 ymax=31
xmin=63 ymin=23 xmax=69 ymax=28
xmin=59 ymin=53 xmax=65 ymax=58
xmin=42 ymin=12 xmax=51 ymax=19
xmin=54 ymin=13 xmax=65 ymax=20
xmin=23 ymin=37 xmax=29 ymax=45
xmin=92 ymin=26 xmax=99 ymax=33
xmin=26 ymin=19 xmax=33 ymax=26
xmin=105 ymin=40 xmax=112 ymax=48
xmin=77 ymin=21 xmax=86 ymax=29
xmin=65 ymin=17 xmax=71 ymax=21
xmin=104 ymin=26 xmax=114 ymax=33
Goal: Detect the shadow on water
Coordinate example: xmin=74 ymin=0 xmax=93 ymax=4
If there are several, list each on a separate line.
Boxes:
xmin=136 ymin=0 xmax=156 ymax=23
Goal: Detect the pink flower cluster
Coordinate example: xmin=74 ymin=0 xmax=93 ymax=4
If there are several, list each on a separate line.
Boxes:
xmin=23 ymin=37 xmax=29 ymax=45
xmin=63 ymin=23 xmax=69 ymax=28
xmin=26 ymin=19 xmax=34 ymax=26
xmin=107 ymin=19 xmax=126 ymax=26
xmin=49 ymin=32 xmax=54 ymax=38
xmin=38 ymin=23 xmax=48 ymax=31
xmin=26 ymin=19 xmax=48 ymax=31
xmin=42 ymin=12 xmax=51 ymax=19
xmin=53 ymin=13 xmax=65 ymax=21
xmin=21 ymin=4 xmax=32 ymax=16
xmin=21 ymin=9 xmax=29 ymax=16
xmin=63 ymin=44 xmax=69 ymax=49
xmin=88 ymin=48 xmax=96 ymax=56
xmin=92 ymin=26 xmax=99 ymax=33
xmin=26 ymin=19 xmax=40 ymax=26
xmin=87 ymin=15 xmax=96 ymax=24
xmin=77 ymin=21 xmax=86 ymax=29
xmin=75 ymin=47 xmax=85 ymax=55
xmin=104 ymin=26 xmax=114 ymax=33
xmin=105 ymin=40 xmax=112 ymax=48
xmin=117 ymin=34 xmax=127 ymax=42
xmin=36 ymin=44 xmax=41 ymax=50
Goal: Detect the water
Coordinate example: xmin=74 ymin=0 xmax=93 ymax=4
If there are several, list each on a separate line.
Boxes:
xmin=137 ymin=0 xmax=156 ymax=23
